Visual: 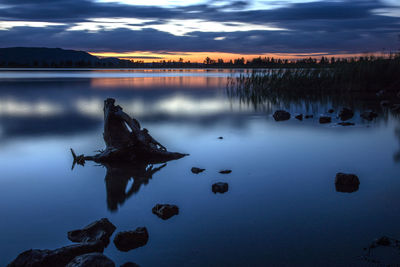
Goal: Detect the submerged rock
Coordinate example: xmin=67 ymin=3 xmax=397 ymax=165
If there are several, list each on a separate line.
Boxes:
xmin=328 ymin=109 xmax=335 ymax=113
xmin=113 ymin=227 xmax=149 ymax=252
xmin=66 ymin=253 xmax=115 ymax=267
xmin=191 ymin=167 xmax=205 ymax=174
xmin=152 ymin=204 xmax=179 ymax=220
xmin=319 ymin=116 xmax=331 ymax=124
xmin=338 ymin=122 xmax=355 ymax=126
xmin=212 ymin=182 xmax=229 ymax=194
xmin=68 ymin=218 xmax=116 ymax=247
xmin=339 ymin=108 xmax=354 ymax=121
xmin=273 ymin=110 xmax=291 ymax=121
xmin=361 ymin=111 xmax=378 ymax=121
xmin=295 ymin=114 xmax=303 ymax=121
xmin=7 ymin=242 xmax=104 ymax=267
xmin=335 ymin=173 xmax=360 ymax=193
xmin=305 ymin=115 xmax=313 ymax=119
xmin=219 ymin=169 xmax=232 ymax=174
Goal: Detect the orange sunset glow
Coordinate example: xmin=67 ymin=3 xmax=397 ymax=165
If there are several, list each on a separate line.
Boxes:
xmin=90 ymin=51 xmax=373 ymax=63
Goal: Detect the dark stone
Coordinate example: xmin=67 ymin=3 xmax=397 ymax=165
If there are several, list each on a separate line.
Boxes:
xmin=66 ymin=253 xmax=115 ymax=267
xmin=361 ymin=111 xmax=378 ymax=121
xmin=397 ymin=91 xmax=400 ymax=98
xmin=113 ymin=227 xmax=149 ymax=252
xmin=219 ymin=169 xmax=232 ymax=174
xmin=305 ymin=115 xmax=313 ymax=119
xmin=7 ymin=242 xmax=104 ymax=267
xmin=68 ymin=218 xmax=116 ymax=247
xmin=218 ymin=136 xmax=223 ymax=139
xmin=191 ymin=167 xmax=205 ymax=174
xmin=335 ymin=183 xmax=359 ymax=193
xmin=338 ymin=122 xmax=355 ymax=126
xmin=376 ymin=236 xmax=391 ymax=246
xmin=381 ymin=100 xmax=390 ymax=107
xmin=273 ymin=110 xmax=291 ymax=121
xmin=335 ymin=173 xmax=360 ymax=185
xmin=338 ymin=108 xmax=354 ymax=121
xmin=152 ymin=204 xmax=179 ymax=220
xmin=121 ymin=263 xmax=140 ymax=267
xmin=212 ymin=182 xmax=229 ymax=194
xmin=319 ymin=116 xmax=331 ymax=124
xmin=295 ymin=114 xmax=303 ymax=121
xmin=328 ymin=109 xmax=334 ymax=113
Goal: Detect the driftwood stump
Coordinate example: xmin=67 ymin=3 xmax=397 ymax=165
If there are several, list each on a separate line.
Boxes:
xmin=71 ymin=98 xmax=187 ymax=168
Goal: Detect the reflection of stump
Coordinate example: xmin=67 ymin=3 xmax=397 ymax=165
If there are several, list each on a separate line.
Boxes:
xmin=72 ymin=98 xmax=187 ymax=168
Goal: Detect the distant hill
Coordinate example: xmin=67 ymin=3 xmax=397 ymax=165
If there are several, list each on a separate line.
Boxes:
xmin=0 ymin=47 xmax=133 ymax=68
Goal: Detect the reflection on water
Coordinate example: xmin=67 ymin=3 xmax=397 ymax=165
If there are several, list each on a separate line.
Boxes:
xmin=1 ymin=69 xmax=400 ymax=266
xmin=104 ymin=162 xmax=167 ymax=212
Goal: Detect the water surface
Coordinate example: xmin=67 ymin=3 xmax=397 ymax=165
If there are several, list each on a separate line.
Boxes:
xmin=0 ymin=69 xmax=399 ymax=266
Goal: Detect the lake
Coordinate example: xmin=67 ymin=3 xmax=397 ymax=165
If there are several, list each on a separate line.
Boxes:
xmin=0 ymin=69 xmax=399 ymax=266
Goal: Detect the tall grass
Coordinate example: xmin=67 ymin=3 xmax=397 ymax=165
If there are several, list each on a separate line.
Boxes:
xmin=227 ymin=55 xmax=400 ymax=104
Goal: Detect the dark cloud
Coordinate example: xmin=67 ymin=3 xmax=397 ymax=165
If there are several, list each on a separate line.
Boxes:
xmin=0 ymin=0 xmax=399 ymax=54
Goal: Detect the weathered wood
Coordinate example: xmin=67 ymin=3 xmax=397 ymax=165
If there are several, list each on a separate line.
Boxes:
xmin=72 ymin=98 xmax=187 ymax=168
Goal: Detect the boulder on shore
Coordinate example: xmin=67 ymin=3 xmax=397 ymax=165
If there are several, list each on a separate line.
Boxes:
xmin=66 ymin=253 xmax=115 ymax=267
xmin=339 ymin=108 xmax=354 ymax=121
xmin=113 ymin=227 xmax=149 ymax=252
xmin=7 ymin=242 xmax=104 ymax=267
xmin=273 ymin=110 xmax=291 ymax=121
xmin=319 ymin=116 xmax=331 ymax=124
xmin=68 ymin=218 xmax=116 ymax=247
xmin=212 ymin=182 xmax=229 ymax=194
xmin=152 ymin=204 xmax=179 ymax=220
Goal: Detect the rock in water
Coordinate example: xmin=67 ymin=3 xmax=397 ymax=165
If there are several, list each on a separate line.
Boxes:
xmin=295 ymin=114 xmax=303 ymax=121
xmin=191 ymin=167 xmax=205 ymax=174
xmin=113 ymin=227 xmax=149 ymax=252
xmin=152 ymin=204 xmax=179 ymax=220
xmin=121 ymin=263 xmax=140 ymax=267
xmin=335 ymin=172 xmax=360 ymax=193
xmin=219 ymin=169 xmax=232 ymax=174
xmin=339 ymin=108 xmax=354 ymax=121
xmin=212 ymin=182 xmax=229 ymax=194
xmin=328 ymin=109 xmax=334 ymax=113
xmin=66 ymin=253 xmax=115 ymax=267
xmin=7 ymin=242 xmax=104 ymax=267
xmin=218 ymin=136 xmax=223 ymax=139
xmin=273 ymin=110 xmax=291 ymax=121
xmin=319 ymin=116 xmax=331 ymax=124
xmin=338 ymin=122 xmax=355 ymax=126
xmin=68 ymin=218 xmax=116 ymax=247
xmin=305 ymin=115 xmax=313 ymax=119
xmin=360 ymin=111 xmax=378 ymax=121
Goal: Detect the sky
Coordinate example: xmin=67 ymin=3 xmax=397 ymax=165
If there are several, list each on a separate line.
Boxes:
xmin=0 ymin=0 xmax=399 ymax=62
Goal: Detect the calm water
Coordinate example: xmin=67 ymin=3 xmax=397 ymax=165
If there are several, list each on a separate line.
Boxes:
xmin=0 ymin=69 xmax=399 ymax=266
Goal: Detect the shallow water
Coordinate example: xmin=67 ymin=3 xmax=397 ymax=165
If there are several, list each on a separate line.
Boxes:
xmin=0 ymin=69 xmax=400 ymax=266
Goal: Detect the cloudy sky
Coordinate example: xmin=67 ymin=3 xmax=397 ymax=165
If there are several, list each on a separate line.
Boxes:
xmin=0 ymin=0 xmax=399 ymax=61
